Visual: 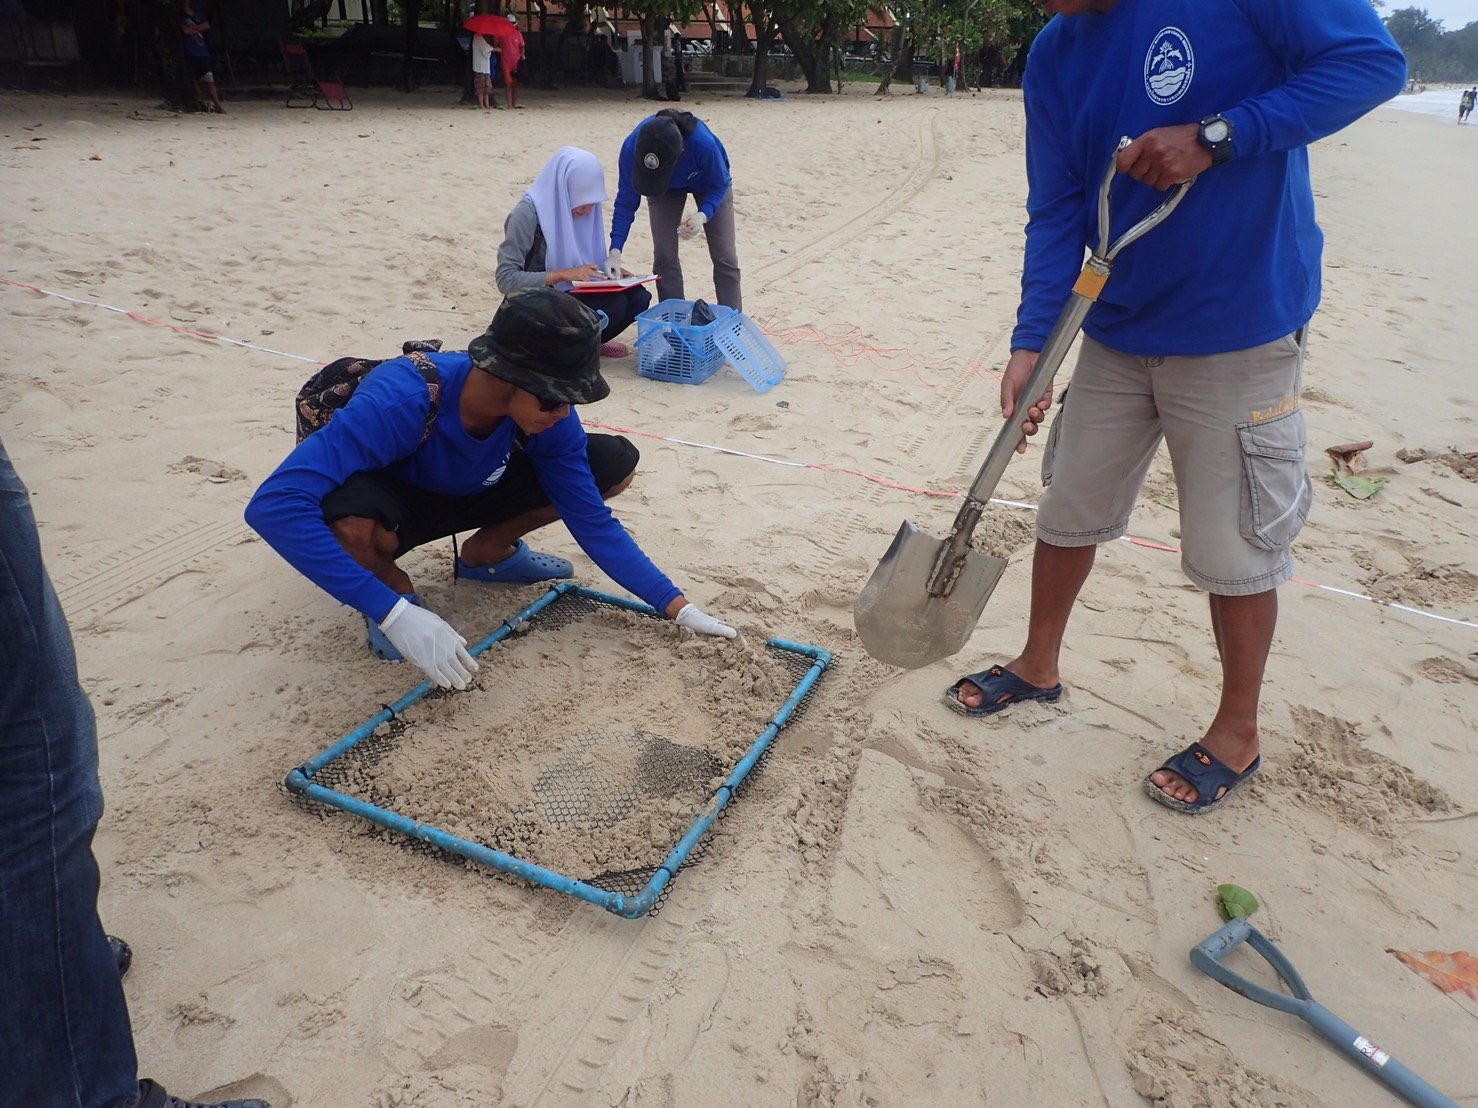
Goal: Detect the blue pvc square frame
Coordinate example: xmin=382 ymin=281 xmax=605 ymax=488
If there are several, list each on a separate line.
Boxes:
xmin=284 ymin=582 xmax=832 ymax=919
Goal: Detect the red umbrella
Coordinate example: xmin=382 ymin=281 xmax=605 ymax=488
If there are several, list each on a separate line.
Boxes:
xmin=464 ymin=14 xmax=521 ymax=39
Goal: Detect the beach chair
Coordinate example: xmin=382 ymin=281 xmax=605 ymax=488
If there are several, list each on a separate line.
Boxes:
xmin=281 ymin=41 xmax=351 ymax=110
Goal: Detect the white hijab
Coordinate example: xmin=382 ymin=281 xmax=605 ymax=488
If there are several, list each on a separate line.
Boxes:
xmin=525 ymin=147 xmax=609 ymax=287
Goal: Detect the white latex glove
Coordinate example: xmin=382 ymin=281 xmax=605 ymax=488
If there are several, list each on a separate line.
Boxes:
xmin=604 ymin=248 xmax=623 ymax=277
xmin=379 ymin=598 xmax=479 ymax=689
xmin=675 ymin=602 xmax=737 ymax=639
xmin=677 ymin=212 xmax=708 ymax=241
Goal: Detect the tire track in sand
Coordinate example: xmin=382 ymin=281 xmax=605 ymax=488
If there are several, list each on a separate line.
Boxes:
xmin=53 ymin=517 xmax=245 ymax=628
xmin=751 ymin=112 xmax=941 ymax=292
xmin=495 ymin=899 xmax=702 ymax=1106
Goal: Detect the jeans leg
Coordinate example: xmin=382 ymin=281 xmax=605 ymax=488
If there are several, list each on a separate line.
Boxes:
xmin=0 ymin=436 xmax=139 ymax=1108
xmin=648 ymin=190 xmax=686 ymax=303
xmin=703 ymin=191 xmax=742 ymax=311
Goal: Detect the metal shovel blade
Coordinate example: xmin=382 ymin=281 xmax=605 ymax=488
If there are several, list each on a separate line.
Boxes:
xmin=853 ymin=520 xmax=1007 ymax=669
xmin=852 ymin=149 xmax=1193 ymax=671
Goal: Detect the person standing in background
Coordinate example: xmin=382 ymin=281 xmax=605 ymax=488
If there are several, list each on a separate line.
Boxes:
xmin=660 ymin=30 xmax=681 ymax=102
xmin=178 ymin=0 xmax=224 ymax=114
xmin=501 ymin=14 xmax=525 ymax=109
xmin=472 ymin=31 xmax=501 ymax=110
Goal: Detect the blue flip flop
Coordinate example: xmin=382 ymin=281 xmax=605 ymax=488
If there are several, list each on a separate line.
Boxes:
xmin=944 ymin=664 xmax=1064 ymax=717
xmin=1143 ymin=742 xmax=1261 ymax=815
xmin=454 ymin=539 xmax=573 ymax=584
xmin=366 ymin=593 xmax=419 ymax=662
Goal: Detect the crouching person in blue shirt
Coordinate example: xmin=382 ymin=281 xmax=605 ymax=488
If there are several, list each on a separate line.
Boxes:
xmin=246 ymin=287 xmax=736 ymax=690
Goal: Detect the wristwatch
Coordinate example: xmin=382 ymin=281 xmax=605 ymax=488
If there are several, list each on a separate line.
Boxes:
xmin=1197 ymin=114 xmax=1235 ymax=166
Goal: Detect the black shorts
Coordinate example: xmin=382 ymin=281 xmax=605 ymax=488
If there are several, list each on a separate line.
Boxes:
xmin=321 ymin=433 xmax=638 ymax=557
xmin=186 ymin=55 xmax=214 ymax=81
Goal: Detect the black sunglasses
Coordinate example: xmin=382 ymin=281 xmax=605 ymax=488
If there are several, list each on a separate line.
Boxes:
xmin=522 ymin=387 xmax=567 ymax=412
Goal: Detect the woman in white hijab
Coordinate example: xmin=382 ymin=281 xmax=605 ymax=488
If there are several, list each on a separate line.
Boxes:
xmin=495 ymin=146 xmax=652 ymax=357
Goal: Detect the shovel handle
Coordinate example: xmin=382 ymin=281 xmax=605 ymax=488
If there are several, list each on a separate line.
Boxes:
xmin=1191 ymin=917 xmax=1315 ymax=1016
xmin=1191 ymin=920 xmax=1459 ymax=1108
xmin=927 ymin=145 xmax=1190 ymax=596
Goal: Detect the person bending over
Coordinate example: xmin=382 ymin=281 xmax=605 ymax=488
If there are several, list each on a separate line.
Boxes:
xmin=245 ymin=288 xmax=735 ymax=690
xmin=608 ymin=109 xmax=741 ymax=311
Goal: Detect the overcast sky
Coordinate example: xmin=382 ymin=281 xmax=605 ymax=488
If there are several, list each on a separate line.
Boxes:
xmin=1400 ymin=0 xmax=1478 ymax=31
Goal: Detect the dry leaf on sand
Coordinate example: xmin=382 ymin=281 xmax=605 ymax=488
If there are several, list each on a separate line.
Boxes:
xmin=1387 ymin=949 xmax=1478 ymax=999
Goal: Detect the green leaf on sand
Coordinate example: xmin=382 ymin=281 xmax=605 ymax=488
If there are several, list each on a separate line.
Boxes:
xmin=1330 ymin=470 xmax=1387 ymax=500
xmin=1217 ymin=883 xmax=1260 ymax=921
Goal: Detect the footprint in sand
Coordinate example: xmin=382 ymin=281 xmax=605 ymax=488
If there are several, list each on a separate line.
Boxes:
xmin=828 ymin=748 xmax=1025 ymax=936
xmin=1270 ymin=706 xmax=1454 ymax=837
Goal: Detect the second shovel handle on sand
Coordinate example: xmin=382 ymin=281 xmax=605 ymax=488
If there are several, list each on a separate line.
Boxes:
xmin=927 ymin=139 xmax=1194 ymax=598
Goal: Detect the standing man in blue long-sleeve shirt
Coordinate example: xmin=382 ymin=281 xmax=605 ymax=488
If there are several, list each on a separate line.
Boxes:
xmin=246 ymin=289 xmax=736 ymax=690
xmin=606 ymin=109 xmax=742 ymax=310
xmin=945 ymin=0 xmax=1405 ymax=813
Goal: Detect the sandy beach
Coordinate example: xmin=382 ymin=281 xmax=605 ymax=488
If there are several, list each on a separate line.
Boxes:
xmin=2 ymin=83 xmax=1475 ymax=1107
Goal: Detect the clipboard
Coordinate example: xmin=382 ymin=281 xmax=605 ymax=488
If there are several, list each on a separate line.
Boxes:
xmin=569 ymin=273 xmax=659 ymax=293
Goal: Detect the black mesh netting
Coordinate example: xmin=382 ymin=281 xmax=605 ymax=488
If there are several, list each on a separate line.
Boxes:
xmin=299 ymin=591 xmax=827 ymax=914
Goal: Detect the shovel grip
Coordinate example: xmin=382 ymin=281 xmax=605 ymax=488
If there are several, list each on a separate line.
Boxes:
xmin=959 ymin=148 xmax=1193 ymax=512
xmin=1190 ymin=918 xmax=1313 ymax=1016
xmin=1191 ymin=920 xmax=1459 ymax=1108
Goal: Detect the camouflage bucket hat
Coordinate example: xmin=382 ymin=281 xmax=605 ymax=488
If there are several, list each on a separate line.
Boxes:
xmin=468 ymin=288 xmax=610 ymax=406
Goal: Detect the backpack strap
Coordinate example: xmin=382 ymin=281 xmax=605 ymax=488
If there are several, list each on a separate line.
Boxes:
xmin=404 ymin=350 xmax=443 ymax=448
xmin=294 ymin=341 xmax=443 ymax=447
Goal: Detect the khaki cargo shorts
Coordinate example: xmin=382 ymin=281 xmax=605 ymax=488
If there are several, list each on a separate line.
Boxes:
xmin=1036 ymin=332 xmax=1313 ymax=596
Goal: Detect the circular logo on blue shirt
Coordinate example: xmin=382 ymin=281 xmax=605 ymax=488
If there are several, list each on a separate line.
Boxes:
xmin=1143 ymin=27 xmax=1193 ymax=106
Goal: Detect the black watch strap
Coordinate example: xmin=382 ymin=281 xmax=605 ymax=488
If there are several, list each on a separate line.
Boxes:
xmin=1198 ymin=113 xmax=1235 ymax=166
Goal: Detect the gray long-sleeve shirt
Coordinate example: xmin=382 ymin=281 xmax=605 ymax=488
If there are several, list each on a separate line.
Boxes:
xmin=495 ymin=197 xmax=552 ymax=294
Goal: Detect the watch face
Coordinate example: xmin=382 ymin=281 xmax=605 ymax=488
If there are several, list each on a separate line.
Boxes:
xmin=1203 ymin=119 xmax=1230 ymax=144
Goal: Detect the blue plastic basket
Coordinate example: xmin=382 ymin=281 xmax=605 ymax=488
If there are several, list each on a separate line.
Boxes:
xmin=712 ymin=312 xmax=787 ymax=394
xmin=635 ymin=300 xmax=737 ymax=385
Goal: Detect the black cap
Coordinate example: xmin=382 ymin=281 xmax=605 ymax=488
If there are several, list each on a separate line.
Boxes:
xmin=633 ymin=115 xmax=684 ymax=196
xmin=467 ymin=288 xmax=610 ymax=406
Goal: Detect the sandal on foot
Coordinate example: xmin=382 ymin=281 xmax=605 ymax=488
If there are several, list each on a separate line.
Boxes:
xmin=455 ymin=539 xmax=572 ymax=584
xmin=366 ymin=594 xmax=419 ymax=662
xmin=1143 ymin=742 xmax=1260 ymax=815
xmin=944 ymin=664 xmax=1063 ymax=717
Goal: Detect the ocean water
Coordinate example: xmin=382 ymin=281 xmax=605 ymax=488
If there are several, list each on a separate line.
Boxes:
xmin=1383 ymin=86 xmax=1474 ymax=120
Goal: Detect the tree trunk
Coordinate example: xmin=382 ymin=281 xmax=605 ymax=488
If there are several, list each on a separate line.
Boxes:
xmin=400 ymin=0 xmax=420 ymax=91
xmin=553 ymin=0 xmax=586 ymax=88
xmin=640 ymin=12 xmax=658 ymax=97
xmin=371 ymin=0 xmax=388 ymax=27
xmin=728 ymin=13 xmax=748 ymax=54
xmin=777 ymin=15 xmax=828 ymax=93
xmin=875 ymin=22 xmax=906 ymax=95
xmin=745 ymin=4 xmax=772 ymax=97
